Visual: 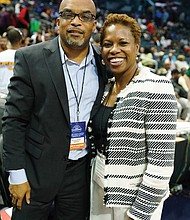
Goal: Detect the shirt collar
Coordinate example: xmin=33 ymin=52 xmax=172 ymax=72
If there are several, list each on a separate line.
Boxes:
xmin=58 ymin=37 xmax=95 ymax=67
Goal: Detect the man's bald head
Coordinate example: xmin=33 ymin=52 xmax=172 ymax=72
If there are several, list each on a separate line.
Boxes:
xmin=59 ymin=0 xmax=96 ymax=16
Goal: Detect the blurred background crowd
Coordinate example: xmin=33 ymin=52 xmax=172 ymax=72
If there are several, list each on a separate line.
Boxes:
xmin=0 ymin=0 xmax=190 ymax=121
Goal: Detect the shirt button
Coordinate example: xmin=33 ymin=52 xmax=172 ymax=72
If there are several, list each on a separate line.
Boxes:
xmin=88 ymin=126 xmax=92 ymax=132
xmin=89 ymin=135 xmax=94 ymax=140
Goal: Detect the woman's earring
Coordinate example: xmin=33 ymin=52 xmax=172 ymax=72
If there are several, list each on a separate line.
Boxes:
xmin=136 ymin=53 xmax=140 ymax=61
xmin=101 ymin=59 xmax=105 ymax=65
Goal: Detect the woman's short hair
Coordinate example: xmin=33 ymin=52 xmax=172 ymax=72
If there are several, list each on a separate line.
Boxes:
xmin=100 ymin=13 xmax=141 ymax=46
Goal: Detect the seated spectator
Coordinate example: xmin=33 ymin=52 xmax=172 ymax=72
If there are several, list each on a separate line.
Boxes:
xmin=163 ymin=60 xmax=172 ymax=79
xmin=175 ymin=55 xmax=189 ymax=72
xmin=178 ymin=68 xmax=190 ymax=93
xmin=23 ymin=36 xmax=33 ymax=46
xmin=30 ymin=18 xmax=41 ymax=34
xmin=170 ymin=69 xmax=190 ymax=120
xmin=183 ymin=67 xmax=190 ymax=91
xmin=30 ymin=30 xmax=43 ymax=44
xmin=0 ymin=5 xmax=13 ymax=35
xmin=0 ymin=6 xmax=17 ymax=36
xmin=140 ymin=47 xmax=157 ymax=71
xmin=0 ymin=4 xmax=6 ymax=35
xmin=40 ymin=7 xmax=51 ymax=21
xmin=171 ymin=69 xmax=189 ymax=99
xmin=0 ymin=34 xmax=8 ymax=52
xmin=181 ymin=67 xmax=188 ymax=76
xmin=163 ymin=52 xmax=176 ymax=71
xmin=146 ymin=20 xmax=154 ymax=35
xmin=157 ymin=67 xmax=167 ymax=76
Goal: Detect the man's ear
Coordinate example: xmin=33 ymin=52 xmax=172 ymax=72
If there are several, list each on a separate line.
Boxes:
xmin=56 ymin=17 xmax=60 ymax=30
xmin=92 ymin=20 xmax=97 ymax=33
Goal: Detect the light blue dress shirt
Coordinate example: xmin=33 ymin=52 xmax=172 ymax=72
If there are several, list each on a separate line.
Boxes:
xmin=59 ymin=42 xmax=99 ymax=160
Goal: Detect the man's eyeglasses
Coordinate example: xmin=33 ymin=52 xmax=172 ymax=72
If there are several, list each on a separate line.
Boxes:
xmin=59 ymin=10 xmax=96 ymax=22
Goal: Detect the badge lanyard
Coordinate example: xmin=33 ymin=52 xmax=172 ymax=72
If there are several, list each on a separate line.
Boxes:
xmin=64 ymin=54 xmax=88 ymax=121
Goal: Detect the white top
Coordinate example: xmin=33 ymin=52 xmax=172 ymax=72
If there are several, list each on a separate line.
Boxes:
xmin=0 ymin=49 xmax=16 ymax=91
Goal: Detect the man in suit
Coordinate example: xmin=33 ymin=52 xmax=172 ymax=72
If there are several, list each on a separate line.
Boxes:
xmin=2 ymin=0 xmax=107 ymax=219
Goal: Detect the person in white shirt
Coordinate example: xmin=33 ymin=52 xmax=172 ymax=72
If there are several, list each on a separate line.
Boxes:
xmin=0 ymin=27 xmax=23 ymax=93
xmin=175 ymin=55 xmax=189 ymax=72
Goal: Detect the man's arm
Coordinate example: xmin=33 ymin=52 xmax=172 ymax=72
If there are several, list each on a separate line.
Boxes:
xmin=2 ymin=49 xmax=34 ymax=209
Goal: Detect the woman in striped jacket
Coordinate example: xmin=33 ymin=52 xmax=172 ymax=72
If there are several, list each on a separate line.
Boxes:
xmin=88 ymin=13 xmax=177 ymax=220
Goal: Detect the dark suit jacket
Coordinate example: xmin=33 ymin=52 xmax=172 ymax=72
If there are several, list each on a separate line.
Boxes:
xmin=2 ymin=37 xmax=107 ymax=202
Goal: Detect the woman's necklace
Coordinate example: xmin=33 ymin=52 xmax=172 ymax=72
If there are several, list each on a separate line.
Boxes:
xmin=112 ymin=67 xmax=139 ymax=95
xmin=104 ymin=67 xmax=139 ymax=107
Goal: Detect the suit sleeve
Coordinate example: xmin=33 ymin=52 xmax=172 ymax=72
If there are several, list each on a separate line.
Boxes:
xmin=2 ymin=49 xmax=34 ymax=171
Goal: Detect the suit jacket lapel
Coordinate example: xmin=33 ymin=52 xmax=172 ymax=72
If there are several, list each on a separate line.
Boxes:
xmin=43 ymin=37 xmax=70 ymax=126
xmin=42 ymin=39 xmax=107 ymax=125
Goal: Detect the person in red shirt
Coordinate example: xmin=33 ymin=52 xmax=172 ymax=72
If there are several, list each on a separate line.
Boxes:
xmin=147 ymin=20 xmax=155 ymax=35
xmin=17 ymin=3 xmax=33 ymax=35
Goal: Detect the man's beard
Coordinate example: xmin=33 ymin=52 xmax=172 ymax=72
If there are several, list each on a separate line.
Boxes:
xmin=66 ymin=36 xmax=85 ymax=48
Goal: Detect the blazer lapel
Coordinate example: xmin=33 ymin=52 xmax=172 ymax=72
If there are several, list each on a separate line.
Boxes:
xmin=43 ymin=37 xmax=70 ymax=126
xmin=42 ymin=40 xmax=107 ymax=125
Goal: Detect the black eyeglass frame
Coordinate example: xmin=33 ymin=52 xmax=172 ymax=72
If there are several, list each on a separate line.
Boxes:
xmin=59 ymin=10 xmax=96 ymax=22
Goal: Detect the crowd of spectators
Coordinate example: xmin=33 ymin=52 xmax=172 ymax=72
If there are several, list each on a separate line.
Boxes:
xmin=0 ymin=0 xmax=190 ymax=121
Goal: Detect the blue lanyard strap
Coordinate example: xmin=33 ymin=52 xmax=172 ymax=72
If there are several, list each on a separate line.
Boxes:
xmin=64 ymin=54 xmax=88 ymax=121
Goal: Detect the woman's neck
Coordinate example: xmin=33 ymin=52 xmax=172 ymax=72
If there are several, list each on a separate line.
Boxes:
xmin=103 ymin=67 xmax=140 ymax=107
xmin=114 ymin=66 xmax=139 ymax=94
